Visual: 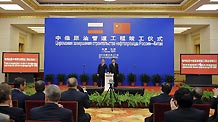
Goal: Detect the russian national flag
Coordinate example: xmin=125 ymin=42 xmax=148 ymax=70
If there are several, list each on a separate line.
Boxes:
xmin=88 ymin=23 xmax=103 ymax=34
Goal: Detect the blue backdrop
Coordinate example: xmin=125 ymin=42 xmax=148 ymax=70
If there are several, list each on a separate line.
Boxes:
xmin=44 ymin=18 xmax=174 ymax=86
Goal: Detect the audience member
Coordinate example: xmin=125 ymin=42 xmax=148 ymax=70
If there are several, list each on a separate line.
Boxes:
xmin=30 ymin=85 xmax=73 ymax=122
xmin=0 ymin=113 xmax=10 ymax=122
xmin=209 ymin=88 xmax=218 ymax=122
xmin=0 ymin=83 xmax=25 ymax=122
xmin=11 ymin=77 xmax=28 ymax=110
xmin=28 ymin=80 xmax=45 ymax=100
xmin=164 ymin=88 xmax=206 ymax=122
xmin=192 ymin=87 xmax=204 ymax=104
xmin=61 ymin=77 xmax=91 ymax=122
xmin=145 ymin=82 xmax=172 ymax=122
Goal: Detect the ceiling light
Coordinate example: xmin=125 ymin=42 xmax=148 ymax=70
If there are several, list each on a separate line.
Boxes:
xmin=104 ymin=0 xmax=116 ymax=2
xmin=0 ymin=0 xmax=12 ymax=2
xmin=0 ymin=4 xmax=24 ymax=10
xmin=28 ymin=27 xmax=45 ymax=33
xmin=210 ymin=0 xmax=218 ymax=2
xmin=196 ymin=4 xmax=218 ymax=10
xmin=174 ymin=27 xmax=191 ymax=34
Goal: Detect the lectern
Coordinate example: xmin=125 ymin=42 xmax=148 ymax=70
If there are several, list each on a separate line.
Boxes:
xmin=104 ymin=73 xmax=114 ymax=91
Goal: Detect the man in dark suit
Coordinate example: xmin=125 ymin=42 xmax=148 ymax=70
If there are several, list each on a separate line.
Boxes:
xmin=60 ymin=77 xmax=91 ymax=122
xmin=28 ymin=80 xmax=45 ymax=100
xmin=97 ymin=58 xmax=108 ymax=87
xmin=145 ymin=82 xmax=172 ymax=122
xmin=11 ymin=77 xmax=28 ymax=110
xmin=192 ymin=87 xmax=204 ymax=104
xmin=164 ymin=88 xmax=206 ymax=122
xmin=0 ymin=83 xmax=26 ymax=122
xmin=209 ymin=88 xmax=218 ymax=122
xmin=109 ymin=58 xmax=119 ymax=87
xmin=30 ymin=85 xmax=73 ymax=122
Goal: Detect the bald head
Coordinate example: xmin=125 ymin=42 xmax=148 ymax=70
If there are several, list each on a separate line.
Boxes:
xmin=45 ymin=85 xmax=61 ymax=102
xmin=192 ymin=87 xmax=203 ymax=99
xmin=67 ymin=78 xmax=78 ymax=88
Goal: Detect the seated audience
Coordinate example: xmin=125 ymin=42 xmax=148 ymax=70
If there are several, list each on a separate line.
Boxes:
xmin=0 ymin=113 xmax=9 ymax=122
xmin=0 ymin=83 xmax=25 ymax=122
xmin=30 ymin=85 xmax=73 ymax=122
xmin=145 ymin=82 xmax=172 ymax=122
xmin=209 ymin=88 xmax=218 ymax=122
xmin=192 ymin=87 xmax=204 ymax=104
xmin=164 ymin=88 xmax=206 ymax=122
xmin=60 ymin=77 xmax=91 ymax=122
xmin=28 ymin=80 xmax=45 ymax=100
xmin=11 ymin=77 xmax=28 ymax=110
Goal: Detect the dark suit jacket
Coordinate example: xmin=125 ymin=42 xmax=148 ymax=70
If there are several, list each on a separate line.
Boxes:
xmin=149 ymin=93 xmax=172 ymax=113
xmin=11 ymin=89 xmax=28 ymax=110
xmin=0 ymin=106 xmax=25 ymax=122
xmin=109 ymin=63 xmax=119 ymax=75
xmin=30 ymin=103 xmax=73 ymax=122
xmin=210 ymin=97 xmax=218 ymax=118
xmin=98 ymin=64 xmax=108 ymax=76
xmin=60 ymin=88 xmax=90 ymax=117
xmin=164 ymin=107 xmax=206 ymax=122
xmin=193 ymin=98 xmax=204 ymax=104
xmin=28 ymin=92 xmax=45 ymax=100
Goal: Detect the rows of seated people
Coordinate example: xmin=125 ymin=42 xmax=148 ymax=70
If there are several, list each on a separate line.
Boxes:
xmin=145 ymin=82 xmax=218 ymax=122
xmin=0 ymin=77 xmax=91 ymax=122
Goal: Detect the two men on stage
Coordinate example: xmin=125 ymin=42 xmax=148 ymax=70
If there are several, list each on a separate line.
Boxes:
xmin=97 ymin=58 xmax=119 ymax=87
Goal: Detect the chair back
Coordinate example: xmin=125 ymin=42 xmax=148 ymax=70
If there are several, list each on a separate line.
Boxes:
xmin=153 ymin=103 xmax=171 ymax=122
xmin=192 ymin=104 xmax=210 ymax=122
xmin=58 ymin=101 xmax=78 ymax=122
xmin=25 ymin=100 xmax=45 ymax=119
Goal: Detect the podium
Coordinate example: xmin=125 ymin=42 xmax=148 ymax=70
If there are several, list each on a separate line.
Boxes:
xmin=104 ymin=73 xmax=114 ymax=91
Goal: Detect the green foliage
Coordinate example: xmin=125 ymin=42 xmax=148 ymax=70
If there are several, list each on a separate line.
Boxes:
xmin=165 ymin=74 xmax=174 ymax=83
xmin=68 ymin=73 xmax=78 ymax=79
xmin=127 ymin=73 xmax=136 ymax=83
xmin=140 ymin=74 xmax=150 ymax=83
xmin=152 ymin=74 xmax=161 ymax=83
xmin=26 ymin=82 xmax=35 ymax=89
xmin=180 ymin=84 xmax=193 ymax=90
xmin=118 ymin=73 xmax=125 ymax=83
xmin=92 ymin=74 xmax=98 ymax=82
xmin=202 ymin=91 xmax=213 ymax=100
xmin=45 ymin=74 xmax=54 ymax=82
xmin=79 ymin=74 xmax=89 ymax=83
xmin=24 ymin=83 xmax=35 ymax=96
xmin=89 ymin=92 xmax=103 ymax=106
xmin=57 ymin=74 xmax=66 ymax=82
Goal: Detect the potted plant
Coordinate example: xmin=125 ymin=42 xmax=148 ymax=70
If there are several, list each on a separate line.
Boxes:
xmin=92 ymin=74 xmax=98 ymax=86
xmin=127 ymin=73 xmax=136 ymax=86
xmin=45 ymin=74 xmax=53 ymax=85
xmin=68 ymin=73 xmax=78 ymax=79
xmin=80 ymin=74 xmax=89 ymax=86
xmin=57 ymin=74 xmax=66 ymax=85
xmin=152 ymin=74 xmax=161 ymax=86
xmin=140 ymin=74 xmax=150 ymax=86
xmin=165 ymin=74 xmax=174 ymax=84
xmin=117 ymin=73 xmax=125 ymax=86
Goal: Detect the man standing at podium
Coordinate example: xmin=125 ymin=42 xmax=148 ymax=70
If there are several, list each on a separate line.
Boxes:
xmin=109 ymin=58 xmax=119 ymax=87
xmin=97 ymin=58 xmax=108 ymax=87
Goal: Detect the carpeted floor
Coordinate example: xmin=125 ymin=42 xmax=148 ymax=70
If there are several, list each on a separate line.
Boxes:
xmin=86 ymin=108 xmax=151 ymax=122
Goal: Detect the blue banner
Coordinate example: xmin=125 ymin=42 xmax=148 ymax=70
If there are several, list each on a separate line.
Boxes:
xmin=45 ymin=18 xmax=174 ymax=86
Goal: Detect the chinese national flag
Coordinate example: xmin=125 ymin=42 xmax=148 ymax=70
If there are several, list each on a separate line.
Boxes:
xmin=114 ymin=22 xmax=130 ymax=34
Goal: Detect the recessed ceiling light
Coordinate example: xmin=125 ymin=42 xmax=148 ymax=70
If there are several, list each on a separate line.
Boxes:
xmin=28 ymin=27 xmax=45 ymax=33
xmin=104 ymin=0 xmax=116 ymax=2
xmin=196 ymin=4 xmax=218 ymax=10
xmin=174 ymin=27 xmax=191 ymax=34
xmin=0 ymin=4 xmax=24 ymax=10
